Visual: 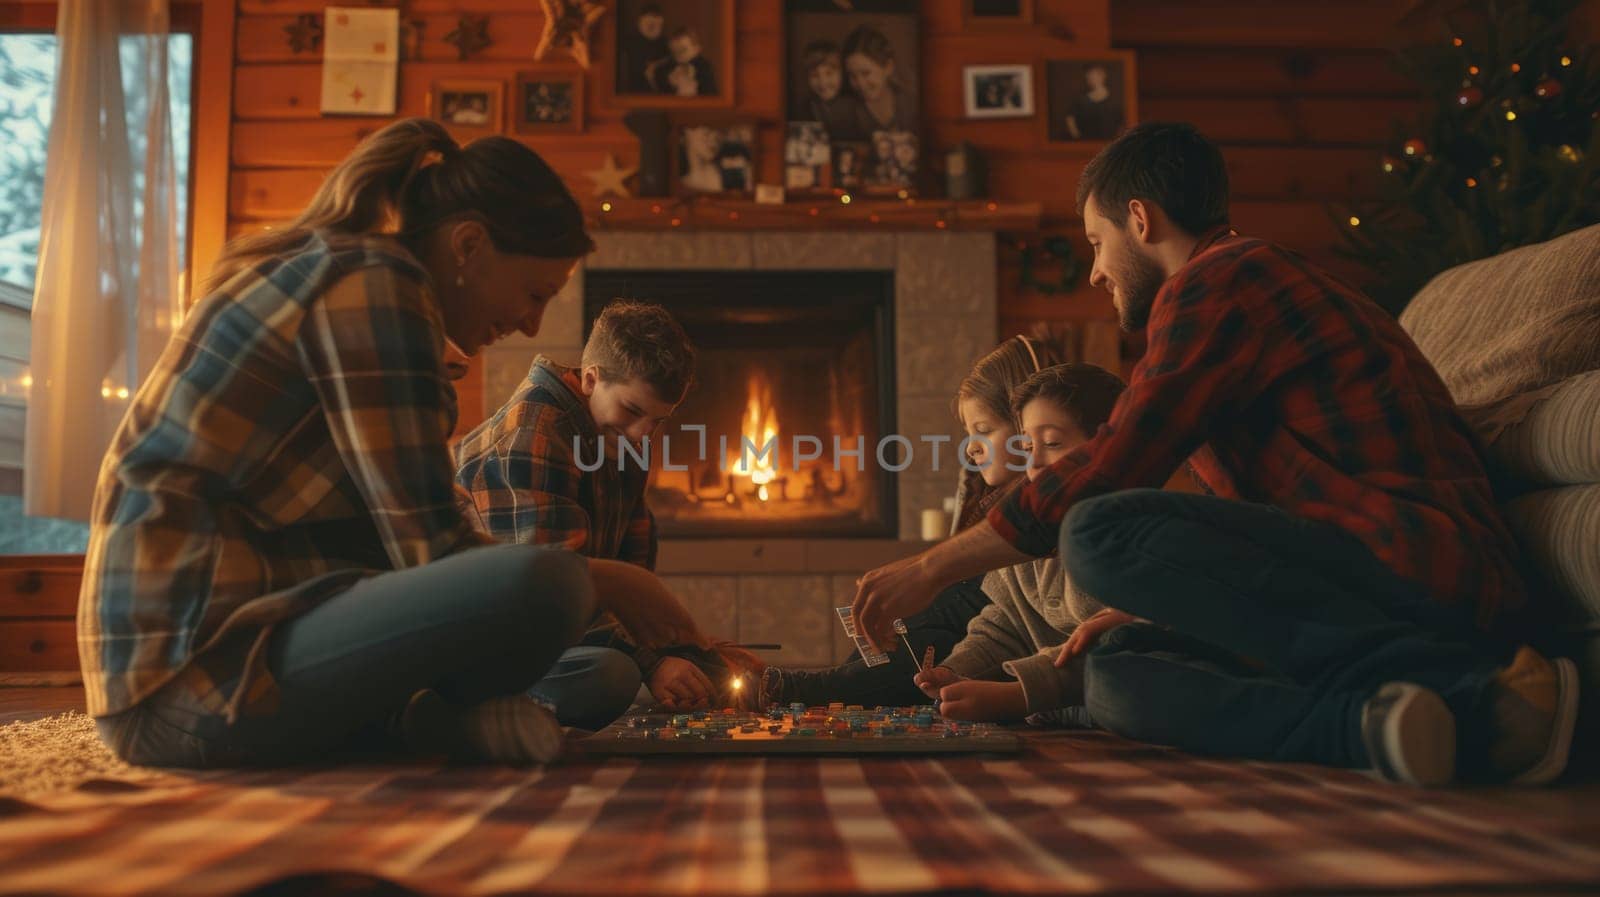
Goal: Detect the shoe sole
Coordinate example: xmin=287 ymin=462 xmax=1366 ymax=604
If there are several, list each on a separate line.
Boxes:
xmin=1367 ymin=684 xmax=1456 ymax=787
xmin=1510 ymin=657 xmax=1579 ymax=786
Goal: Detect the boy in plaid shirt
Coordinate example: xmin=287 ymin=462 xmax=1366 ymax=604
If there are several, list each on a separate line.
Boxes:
xmin=457 ymin=301 xmax=732 ymax=728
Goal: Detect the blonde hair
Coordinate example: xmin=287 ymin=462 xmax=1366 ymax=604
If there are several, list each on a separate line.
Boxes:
xmin=208 ymin=118 xmax=594 ymax=291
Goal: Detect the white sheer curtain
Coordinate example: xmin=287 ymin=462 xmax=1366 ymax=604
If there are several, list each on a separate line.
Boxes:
xmin=25 ymin=0 xmax=180 ymax=520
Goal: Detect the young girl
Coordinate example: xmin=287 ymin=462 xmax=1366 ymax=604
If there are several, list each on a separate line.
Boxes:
xmin=755 ymin=334 xmax=1064 ymax=708
xmin=80 ymin=119 xmax=704 ymax=768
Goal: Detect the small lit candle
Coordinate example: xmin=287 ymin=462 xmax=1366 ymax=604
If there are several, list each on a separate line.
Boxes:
xmin=920 ymin=508 xmax=947 ymax=541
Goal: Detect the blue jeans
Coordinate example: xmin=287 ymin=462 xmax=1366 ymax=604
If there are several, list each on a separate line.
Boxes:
xmin=1067 ymin=490 xmax=1510 ymax=776
xmin=772 ymin=578 xmax=992 ymax=707
xmin=529 ymin=646 xmax=643 ymax=730
xmin=97 ymin=544 xmax=593 ymax=767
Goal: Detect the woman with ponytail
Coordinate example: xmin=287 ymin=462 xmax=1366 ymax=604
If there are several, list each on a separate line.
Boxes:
xmin=80 ymin=119 xmax=695 ymax=767
xmin=754 ymin=334 xmax=1065 ymax=708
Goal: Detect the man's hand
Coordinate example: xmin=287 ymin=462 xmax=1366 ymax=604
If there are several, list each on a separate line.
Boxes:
xmin=851 ymin=553 xmax=940 ymax=654
xmin=1055 ymin=608 xmax=1138 ymax=666
xmin=648 ymin=657 xmax=714 ymax=710
xmin=937 ymin=680 xmax=1028 ymax=722
xmin=588 ymin=559 xmax=711 ymax=651
xmin=853 ymin=522 xmax=1032 ymax=653
xmin=913 ymin=665 xmax=964 ymax=699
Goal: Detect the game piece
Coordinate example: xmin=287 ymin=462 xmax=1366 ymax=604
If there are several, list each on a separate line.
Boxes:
xmin=836 ymin=606 xmax=891 ymax=667
xmin=922 ymin=645 xmax=936 ymax=672
xmin=585 ymin=705 xmax=1020 ymax=756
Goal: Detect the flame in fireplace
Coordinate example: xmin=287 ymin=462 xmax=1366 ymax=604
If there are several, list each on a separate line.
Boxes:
xmin=732 ymin=374 xmax=779 ymax=502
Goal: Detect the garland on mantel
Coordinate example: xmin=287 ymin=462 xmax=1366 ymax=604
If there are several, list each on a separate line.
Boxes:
xmin=1013 ymin=234 xmax=1083 ymax=295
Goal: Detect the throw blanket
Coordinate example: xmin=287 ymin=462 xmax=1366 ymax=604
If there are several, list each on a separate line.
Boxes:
xmin=4 ymin=728 xmax=1600 ymax=896
xmin=1400 ymin=224 xmax=1600 ymax=439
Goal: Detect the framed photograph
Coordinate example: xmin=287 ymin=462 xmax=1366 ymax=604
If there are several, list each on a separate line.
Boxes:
xmin=429 ymin=78 xmax=504 ymax=137
xmin=1040 ymin=51 xmax=1137 ymax=145
xmin=514 ymin=71 xmax=584 ymax=134
xmin=784 ymin=0 xmax=921 ymax=193
xmin=607 ymin=0 xmax=736 ymax=108
xmin=832 ymin=140 xmax=869 ymax=191
xmin=784 ymin=121 xmax=831 ymax=192
xmin=963 ymin=64 xmax=1034 ymax=119
xmin=959 ymin=0 xmax=1035 ymax=26
xmin=673 ymin=118 xmax=759 ymax=195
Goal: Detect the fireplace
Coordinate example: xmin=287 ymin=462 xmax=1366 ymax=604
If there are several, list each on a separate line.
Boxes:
xmin=584 ymin=270 xmax=898 ymax=539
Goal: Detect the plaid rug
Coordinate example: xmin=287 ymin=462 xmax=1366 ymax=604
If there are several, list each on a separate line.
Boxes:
xmin=2 ymin=728 xmax=1599 ymax=896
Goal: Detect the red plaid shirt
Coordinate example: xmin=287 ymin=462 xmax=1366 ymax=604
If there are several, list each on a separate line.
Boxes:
xmin=990 ymin=229 xmax=1529 ymax=629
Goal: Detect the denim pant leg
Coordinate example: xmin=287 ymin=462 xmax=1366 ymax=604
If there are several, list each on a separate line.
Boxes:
xmin=1064 ymin=489 xmax=1506 ymax=772
xmin=528 ymin=646 xmax=644 ymax=730
xmin=105 ymin=544 xmax=594 ymax=767
xmin=779 ymin=578 xmax=992 ymax=707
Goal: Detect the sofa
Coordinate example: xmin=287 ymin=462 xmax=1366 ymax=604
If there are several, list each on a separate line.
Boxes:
xmin=1398 ymin=223 xmax=1600 ymax=758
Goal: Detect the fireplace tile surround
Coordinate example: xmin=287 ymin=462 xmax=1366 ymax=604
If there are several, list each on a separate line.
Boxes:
xmin=479 ymin=231 xmax=998 ymax=667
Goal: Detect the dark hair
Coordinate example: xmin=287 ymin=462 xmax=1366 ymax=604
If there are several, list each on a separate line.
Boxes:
xmin=1075 ymin=121 xmax=1230 ymax=236
xmin=639 ymin=3 xmax=663 ymax=16
xmin=582 ymin=300 xmax=697 ymax=403
xmin=669 ymin=25 xmax=701 ymax=43
xmin=841 ymin=25 xmax=894 ymax=69
xmin=209 ymin=118 xmax=594 ymax=289
xmin=1010 ymin=363 xmax=1127 ymax=436
xmin=801 ymin=39 xmax=841 ymax=73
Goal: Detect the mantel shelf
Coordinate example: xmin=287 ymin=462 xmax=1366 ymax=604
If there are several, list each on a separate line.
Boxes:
xmin=581 ymin=197 xmax=1044 ymax=233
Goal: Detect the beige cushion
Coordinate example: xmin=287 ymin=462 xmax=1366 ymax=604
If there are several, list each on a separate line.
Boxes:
xmin=1504 ymin=484 xmax=1600 ymax=624
xmin=1400 ymin=224 xmax=1600 ymax=436
xmin=1489 ymin=370 xmax=1600 ymax=487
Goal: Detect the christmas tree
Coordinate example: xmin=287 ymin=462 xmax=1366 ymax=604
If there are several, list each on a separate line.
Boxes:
xmin=1335 ymin=0 xmax=1599 ymax=314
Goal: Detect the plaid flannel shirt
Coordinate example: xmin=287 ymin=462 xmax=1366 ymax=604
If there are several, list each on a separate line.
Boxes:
xmin=454 ymin=357 xmax=660 ymax=670
xmin=991 ymin=229 xmax=1530 ymax=630
xmin=78 ymin=232 xmax=489 ymax=719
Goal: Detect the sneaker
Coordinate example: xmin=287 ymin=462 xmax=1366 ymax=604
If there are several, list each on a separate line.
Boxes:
xmin=1487 ymin=646 xmax=1579 ymax=786
xmin=401 ymin=690 xmax=564 ymax=766
xmin=1361 ymin=682 xmax=1457 ymax=787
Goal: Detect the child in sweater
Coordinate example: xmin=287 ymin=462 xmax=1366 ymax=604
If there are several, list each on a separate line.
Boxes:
xmin=914 ymin=363 xmax=1127 ymax=722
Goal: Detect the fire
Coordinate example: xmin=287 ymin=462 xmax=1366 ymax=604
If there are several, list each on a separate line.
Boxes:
xmin=732 ymin=374 xmax=779 ymax=502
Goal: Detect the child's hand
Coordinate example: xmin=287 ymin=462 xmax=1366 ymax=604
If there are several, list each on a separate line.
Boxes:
xmin=937 ymin=680 xmax=1028 ymax=722
xmin=1055 ymin=608 xmax=1138 ymax=666
xmin=649 ymin=657 xmax=714 ymax=709
xmin=913 ymin=665 xmax=963 ymax=699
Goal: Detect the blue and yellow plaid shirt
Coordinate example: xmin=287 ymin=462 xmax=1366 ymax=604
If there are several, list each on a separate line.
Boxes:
xmin=78 ymin=231 xmax=490 ymax=719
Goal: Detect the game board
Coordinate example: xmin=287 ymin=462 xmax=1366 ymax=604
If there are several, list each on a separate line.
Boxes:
xmin=583 ymin=704 xmax=1021 ymax=756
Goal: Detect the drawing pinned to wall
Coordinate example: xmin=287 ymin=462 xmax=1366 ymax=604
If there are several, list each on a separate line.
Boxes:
xmin=320 ymin=7 xmax=398 ymax=116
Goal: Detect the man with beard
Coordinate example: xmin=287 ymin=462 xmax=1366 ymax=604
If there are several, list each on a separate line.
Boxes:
xmin=850 ymin=122 xmax=1578 ymax=788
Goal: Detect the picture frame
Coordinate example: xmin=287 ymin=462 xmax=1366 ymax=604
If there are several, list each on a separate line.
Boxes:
xmin=671 ymin=117 xmax=760 ymax=196
xmin=428 ymin=78 xmax=504 ymax=138
xmin=1039 ymin=51 xmax=1138 ymax=146
xmin=784 ymin=121 xmax=832 ymax=193
xmin=605 ymin=0 xmax=737 ymax=109
xmin=962 ymin=64 xmax=1034 ymax=119
xmin=514 ymin=70 xmax=585 ymax=134
xmin=783 ymin=0 xmax=922 ymax=196
xmin=958 ymin=0 xmax=1035 ymax=27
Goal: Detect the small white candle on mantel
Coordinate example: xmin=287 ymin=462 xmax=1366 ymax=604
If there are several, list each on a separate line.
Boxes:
xmin=920 ymin=508 xmax=947 ymax=541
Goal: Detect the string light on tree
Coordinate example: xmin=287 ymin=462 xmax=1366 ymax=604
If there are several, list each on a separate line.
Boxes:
xmin=1336 ymin=0 xmax=1597 ymax=314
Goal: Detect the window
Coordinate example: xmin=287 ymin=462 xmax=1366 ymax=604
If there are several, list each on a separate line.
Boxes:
xmin=0 ymin=17 xmax=196 ymax=553
xmin=0 ymin=31 xmax=194 ymax=306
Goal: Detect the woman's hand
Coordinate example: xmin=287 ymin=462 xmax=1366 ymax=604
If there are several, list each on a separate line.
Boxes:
xmin=1055 ymin=608 xmax=1138 ymax=666
xmin=588 ymin=559 xmax=711 ymax=651
xmin=648 ymin=657 xmax=715 ymax=710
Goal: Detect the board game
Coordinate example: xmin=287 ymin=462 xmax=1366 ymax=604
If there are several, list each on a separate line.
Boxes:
xmin=583 ymin=704 xmax=1021 ymax=756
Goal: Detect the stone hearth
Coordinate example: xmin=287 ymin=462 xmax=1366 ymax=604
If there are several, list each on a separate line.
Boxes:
xmin=479 ymin=231 xmax=998 ymax=667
